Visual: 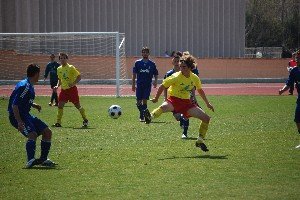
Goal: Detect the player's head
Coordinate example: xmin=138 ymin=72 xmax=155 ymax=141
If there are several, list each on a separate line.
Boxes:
xmin=59 ymin=52 xmax=68 ymax=64
xmin=142 ymin=47 xmax=150 ymax=59
xmin=50 ymin=54 xmax=55 ymax=61
xmin=27 ymin=63 xmax=40 ymax=83
xmin=180 ymin=55 xmax=196 ymax=69
xmin=172 ymin=54 xmax=180 ymax=68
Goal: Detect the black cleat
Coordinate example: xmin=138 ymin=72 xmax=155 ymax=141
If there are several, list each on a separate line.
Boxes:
xmin=195 ymin=141 xmax=209 ymax=152
xmin=82 ymin=119 xmax=89 ymax=128
xmin=144 ymin=109 xmax=152 ymax=124
xmin=52 ymin=123 xmax=62 ymax=127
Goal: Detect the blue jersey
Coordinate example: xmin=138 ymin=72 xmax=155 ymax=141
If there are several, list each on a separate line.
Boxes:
xmin=8 ymin=78 xmax=35 ymax=116
xmin=286 ymin=67 xmax=300 ymax=102
xmin=133 ymin=59 xmax=158 ymax=85
xmin=44 ymin=61 xmax=60 ymax=84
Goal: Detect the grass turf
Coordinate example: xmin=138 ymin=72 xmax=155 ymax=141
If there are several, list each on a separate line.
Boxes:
xmin=0 ymin=95 xmax=299 ymax=199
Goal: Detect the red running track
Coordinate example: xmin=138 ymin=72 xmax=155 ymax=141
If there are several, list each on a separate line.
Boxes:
xmin=0 ymin=83 xmax=289 ymax=97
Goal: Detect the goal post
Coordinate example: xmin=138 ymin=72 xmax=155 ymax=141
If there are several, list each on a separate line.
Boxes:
xmin=0 ymin=32 xmax=127 ymax=97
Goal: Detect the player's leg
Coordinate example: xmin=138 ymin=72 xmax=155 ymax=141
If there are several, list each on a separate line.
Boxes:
xmin=136 ymin=100 xmax=144 ymax=121
xmin=144 ymin=101 xmax=174 ymax=124
xmin=294 ymin=103 xmax=300 ymax=148
xmin=187 ymin=106 xmax=210 ymax=151
xmin=70 ymin=86 xmax=88 ymax=127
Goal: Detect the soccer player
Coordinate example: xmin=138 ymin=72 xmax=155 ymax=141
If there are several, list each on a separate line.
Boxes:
xmin=279 ymin=50 xmax=300 ymax=149
xmin=144 ymin=55 xmax=214 ymax=152
xmin=8 ymin=64 xmax=56 ymax=168
xmin=44 ymin=54 xmax=60 ymax=106
xmin=52 ymin=52 xmax=88 ymax=128
xmin=132 ymin=47 xmax=158 ymax=122
xmin=286 ymin=52 xmax=298 ymax=95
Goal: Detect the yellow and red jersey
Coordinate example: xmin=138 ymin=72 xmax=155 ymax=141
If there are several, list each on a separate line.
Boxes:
xmin=57 ymin=63 xmax=80 ymax=90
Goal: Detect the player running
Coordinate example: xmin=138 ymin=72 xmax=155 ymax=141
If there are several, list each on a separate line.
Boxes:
xmin=8 ymin=64 xmax=56 ymax=168
xmin=144 ymin=55 xmax=214 ymax=152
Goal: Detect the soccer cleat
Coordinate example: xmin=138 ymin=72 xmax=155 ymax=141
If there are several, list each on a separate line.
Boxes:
xmin=48 ymin=102 xmax=52 ymax=106
xmin=41 ymin=159 xmax=57 ymax=167
xmin=82 ymin=119 xmax=89 ymax=128
xmin=53 ymin=103 xmax=58 ymax=106
xmin=144 ymin=109 xmax=152 ymax=124
xmin=195 ymin=140 xmax=209 ymax=152
xmin=139 ymin=118 xmax=145 ymax=122
xmin=25 ymin=158 xmax=42 ymax=168
xmin=295 ymin=144 xmax=300 ymax=149
xmin=53 ymin=123 xmax=62 ymax=127
xmin=181 ymin=133 xmax=187 ymax=139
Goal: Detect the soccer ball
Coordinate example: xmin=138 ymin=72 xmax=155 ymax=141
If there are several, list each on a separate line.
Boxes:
xmin=256 ymin=51 xmax=263 ymax=58
xmin=108 ymin=105 xmax=122 ymax=119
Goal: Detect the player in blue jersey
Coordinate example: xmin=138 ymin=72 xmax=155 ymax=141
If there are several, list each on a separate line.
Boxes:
xmin=44 ymin=54 xmax=60 ymax=106
xmin=132 ymin=47 xmax=158 ymax=122
xmin=8 ymin=64 xmax=56 ymax=168
xmin=279 ymin=50 xmax=300 ymax=149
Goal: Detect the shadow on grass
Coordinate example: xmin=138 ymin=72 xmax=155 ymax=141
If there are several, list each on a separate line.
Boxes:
xmin=23 ymin=166 xmax=61 ymax=170
xmin=158 ymin=154 xmax=228 ymax=160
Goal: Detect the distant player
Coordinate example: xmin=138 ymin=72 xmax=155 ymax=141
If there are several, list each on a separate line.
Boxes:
xmin=286 ymin=52 xmax=298 ymax=95
xmin=53 ymin=52 xmax=88 ymax=128
xmin=144 ymin=55 xmax=214 ymax=152
xmin=8 ymin=64 xmax=56 ymax=168
xmin=132 ymin=47 xmax=158 ymax=122
xmin=44 ymin=54 xmax=60 ymax=106
xmin=279 ymin=50 xmax=300 ymax=149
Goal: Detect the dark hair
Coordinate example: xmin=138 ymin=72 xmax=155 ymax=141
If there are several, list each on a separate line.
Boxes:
xmin=142 ymin=47 xmax=150 ymax=53
xmin=59 ymin=52 xmax=68 ymax=60
xmin=27 ymin=64 xmax=40 ymax=77
xmin=180 ymin=55 xmax=196 ymax=69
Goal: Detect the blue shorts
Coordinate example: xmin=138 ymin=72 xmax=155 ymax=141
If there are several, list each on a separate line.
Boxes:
xmin=9 ymin=114 xmax=48 ymax=137
xmin=295 ymin=103 xmax=300 ymax=123
xmin=136 ymin=84 xmax=151 ymax=100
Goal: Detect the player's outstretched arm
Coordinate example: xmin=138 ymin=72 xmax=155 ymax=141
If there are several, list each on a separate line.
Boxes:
xmin=150 ymin=84 xmax=166 ymax=103
xmin=197 ymin=88 xmax=214 ymax=112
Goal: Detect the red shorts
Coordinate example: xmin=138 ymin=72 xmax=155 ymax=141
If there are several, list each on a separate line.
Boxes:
xmin=59 ymin=86 xmax=79 ymax=104
xmin=167 ymin=96 xmax=197 ymax=118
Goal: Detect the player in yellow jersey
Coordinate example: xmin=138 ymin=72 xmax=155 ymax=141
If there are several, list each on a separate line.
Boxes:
xmin=52 ymin=52 xmax=88 ymax=128
xmin=144 ymin=55 xmax=214 ymax=152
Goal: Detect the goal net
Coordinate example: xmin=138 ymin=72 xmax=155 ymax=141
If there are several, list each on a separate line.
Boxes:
xmin=0 ymin=32 xmax=128 ymax=97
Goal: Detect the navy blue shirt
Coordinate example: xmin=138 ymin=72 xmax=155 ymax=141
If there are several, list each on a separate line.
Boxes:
xmin=133 ymin=59 xmax=158 ymax=85
xmin=286 ymin=66 xmax=300 ymax=102
xmin=44 ymin=61 xmax=60 ymax=84
xmin=8 ymin=78 xmax=35 ymax=116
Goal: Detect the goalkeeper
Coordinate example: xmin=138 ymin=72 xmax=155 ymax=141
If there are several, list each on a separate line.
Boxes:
xmin=53 ymin=52 xmax=88 ymax=128
xmin=44 ymin=54 xmax=60 ymax=106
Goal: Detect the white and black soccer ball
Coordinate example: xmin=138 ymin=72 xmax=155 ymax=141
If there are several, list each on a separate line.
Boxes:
xmin=108 ymin=105 xmax=122 ymax=119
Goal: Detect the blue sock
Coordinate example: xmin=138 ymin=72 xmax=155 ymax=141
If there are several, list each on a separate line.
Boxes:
xmin=40 ymin=140 xmax=51 ymax=161
xmin=298 ymin=129 xmax=300 ymax=135
xmin=26 ymin=140 xmax=36 ymax=161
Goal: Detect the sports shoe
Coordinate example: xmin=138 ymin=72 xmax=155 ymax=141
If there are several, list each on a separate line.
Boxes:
xmin=295 ymin=144 xmax=300 ymax=149
xmin=82 ymin=119 xmax=89 ymax=128
xmin=25 ymin=158 xmax=42 ymax=168
xmin=139 ymin=118 xmax=145 ymax=122
xmin=53 ymin=123 xmax=62 ymax=127
xmin=195 ymin=139 xmax=209 ymax=152
xmin=41 ymin=159 xmax=57 ymax=167
xmin=48 ymin=102 xmax=52 ymax=106
xmin=181 ymin=133 xmax=187 ymax=139
xmin=144 ymin=109 xmax=152 ymax=124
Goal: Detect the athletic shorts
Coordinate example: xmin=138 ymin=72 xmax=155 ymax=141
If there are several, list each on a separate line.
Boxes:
xmin=59 ymin=86 xmax=79 ymax=104
xmin=9 ymin=114 xmax=48 ymax=137
xmin=167 ymin=96 xmax=197 ymax=118
xmin=136 ymin=84 xmax=151 ymax=100
xmin=294 ymin=102 xmax=300 ymax=123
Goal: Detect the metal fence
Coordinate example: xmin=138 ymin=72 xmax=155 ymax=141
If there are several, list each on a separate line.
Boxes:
xmin=245 ymin=47 xmax=282 ymax=58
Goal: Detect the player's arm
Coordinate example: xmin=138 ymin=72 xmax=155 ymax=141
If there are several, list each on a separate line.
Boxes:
xmin=69 ymin=74 xmax=81 ymax=88
xmin=197 ymin=88 xmax=214 ymax=112
xmin=12 ymin=105 xmax=25 ymax=132
xmin=151 ymin=84 xmax=166 ymax=103
xmin=132 ymin=73 xmax=136 ymax=92
xmin=43 ymin=65 xmax=49 ymax=81
xmin=153 ymin=75 xmax=158 ymax=88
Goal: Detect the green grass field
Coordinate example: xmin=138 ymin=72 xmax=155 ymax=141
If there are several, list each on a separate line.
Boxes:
xmin=0 ymin=95 xmax=299 ymax=199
